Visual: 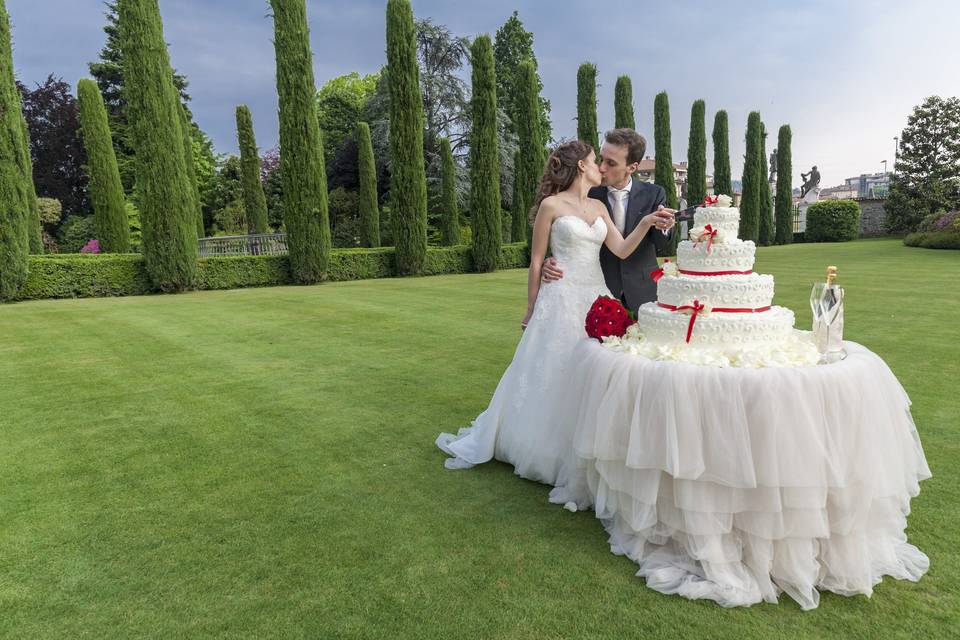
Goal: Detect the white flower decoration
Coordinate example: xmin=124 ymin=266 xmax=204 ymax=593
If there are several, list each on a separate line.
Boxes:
xmin=716 ymin=194 xmax=733 ymax=207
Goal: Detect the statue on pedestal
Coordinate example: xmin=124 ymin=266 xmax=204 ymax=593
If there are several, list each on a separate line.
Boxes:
xmin=800 ymin=165 xmax=820 ymax=199
xmin=769 ymin=149 xmax=778 ymax=183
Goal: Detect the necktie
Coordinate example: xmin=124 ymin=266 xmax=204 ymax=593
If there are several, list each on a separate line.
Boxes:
xmin=609 ymin=188 xmax=628 ymax=233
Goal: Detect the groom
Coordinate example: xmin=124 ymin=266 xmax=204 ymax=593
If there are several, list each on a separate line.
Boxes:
xmin=542 ymin=128 xmax=676 ymax=313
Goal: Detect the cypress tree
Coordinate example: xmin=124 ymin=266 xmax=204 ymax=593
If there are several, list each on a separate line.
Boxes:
xmin=775 ymin=124 xmax=794 ymax=245
xmin=0 ymin=0 xmax=29 ymax=298
xmin=356 ymin=121 xmax=381 ymax=247
xmin=758 ymin=122 xmax=774 ymax=246
xmin=118 ymin=0 xmax=197 ymax=291
xmin=439 ymin=137 xmax=459 ymax=246
xmin=686 ymin=99 xmax=707 ymax=205
xmin=271 ymin=0 xmax=330 ymax=283
xmin=654 ymin=91 xmax=678 ymax=209
xmin=386 ymin=0 xmax=427 ymax=274
xmin=576 ymin=62 xmax=599 ymax=150
xmin=17 ymin=119 xmax=41 ymax=255
xmin=739 ymin=111 xmax=762 ymax=242
xmin=470 ymin=34 xmax=501 ymax=272
xmin=614 ymin=75 xmax=635 ymax=130
xmin=77 ymin=78 xmax=131 ymax=253
xmin=236 ymin=105 xmax=268 ymax=234
xmin=712 ymin=110 xmax=732 ymax=196
xmin=180 ymin=105 xmax=204 ymax=237
xmin=514 ymin=60 xmax=544 ymax=245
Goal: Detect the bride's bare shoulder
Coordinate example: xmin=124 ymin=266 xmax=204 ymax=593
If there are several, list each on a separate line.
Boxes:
xmin=536 ymin=196 xmax=562 ymax=218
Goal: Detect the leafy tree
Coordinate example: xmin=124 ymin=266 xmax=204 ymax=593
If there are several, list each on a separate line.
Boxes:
xmin=885 ymin=95 xmax=960 ymax=232
xmin=614 ymin=75 xmax=635 ymax=130
xmin=271 ymin=0 xmax=331 ymax=282
xmin=712 ymin=109 xmax=732 ymax=196
xmin=739 ymin=111 xmax=762 ymax=242
xmin=206 ymin=155 xmax=245 ymax=234
xmin=77 ymin=78 xmax=130 ymax=252
xmin=470 ymin=35 xmax=501 ymax=272
xmin=386 ymin=0 xmax=428 ymax=274
xmin=17 ymin=75 xmax=90 ymax=216
xmin=654 ymin=92 xmax=678 ymax=208
xmin=120 ymin=0 xmax=198 ymax=290
xmin=493 ymin=11 xmax=552 ymax=142
xmin=577 ymin=62 xmax=599 ymax=150
xmin=775 ymin=124 xmax=794 ymax=245
xmin=315 ymin=71 xmax=379 ymax=170
xmin=439 ymin=136 xmax=459 ymax=246
xmin=686 ymin=99 xmax=707 ymax=205
xmin=513 ymin=60 xmax=544 ymax=244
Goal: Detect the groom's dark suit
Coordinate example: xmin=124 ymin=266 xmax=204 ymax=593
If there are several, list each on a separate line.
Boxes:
xmin=590 ymin=178 xmax=673 ymax=314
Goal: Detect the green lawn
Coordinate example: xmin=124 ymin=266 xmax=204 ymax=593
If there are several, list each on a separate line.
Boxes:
xmin=0 ymin=238 xmax=957 ymax=639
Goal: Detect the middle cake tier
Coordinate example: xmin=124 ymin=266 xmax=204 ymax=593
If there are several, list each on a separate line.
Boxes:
xmin=676 ymin=239 xmax=756 ymax=274
xmin=657 ymin=272 xmax=774 ymax=309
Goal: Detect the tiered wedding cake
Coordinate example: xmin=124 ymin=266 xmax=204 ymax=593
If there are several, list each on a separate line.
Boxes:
xmin=604 ymin=195 xmax=820 ymax=367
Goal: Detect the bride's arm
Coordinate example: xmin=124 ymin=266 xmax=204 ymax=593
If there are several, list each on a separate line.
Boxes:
xmin=522 ymin=201 xmax=555 ymax=328
xmin=599 ymin=203 xmax=671 ymax=259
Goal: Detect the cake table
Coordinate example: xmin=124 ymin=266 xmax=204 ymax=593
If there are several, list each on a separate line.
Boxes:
xmin=552 ymin=338 xmax=932 ymax=610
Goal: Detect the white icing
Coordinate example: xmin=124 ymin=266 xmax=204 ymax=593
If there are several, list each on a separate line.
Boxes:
xmin=634 ymin=302 xmax=795 ymax=346
xmin=677 ymin=239 xmax=756 ymax=273
xmin=693 ymin=206 xmax=740 ymax=237
xmin=657 ymin=273 xmax=774 ymax=309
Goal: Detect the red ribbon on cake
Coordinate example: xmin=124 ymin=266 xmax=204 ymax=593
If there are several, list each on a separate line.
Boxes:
xmin=657 ymin=301 xmax=772 ymax=343
xmin=703 ymin=195 xmax=719 ymax=206
xmin=650 ymin=259 xmax=672 ymax=283
xmin=694 ymin=224 xmax=719 ymax=253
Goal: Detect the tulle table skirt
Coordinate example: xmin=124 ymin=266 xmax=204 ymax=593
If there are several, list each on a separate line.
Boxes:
xmin=551 ymin=340 xmax=931 ymax=610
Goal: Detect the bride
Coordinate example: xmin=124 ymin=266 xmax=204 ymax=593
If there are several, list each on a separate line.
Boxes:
xmin=436 ymin=140 xmax=674 ymax=484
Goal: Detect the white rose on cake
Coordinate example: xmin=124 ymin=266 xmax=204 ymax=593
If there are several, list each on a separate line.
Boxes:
xmin=715 ymin=194 xmax=733 ymax=207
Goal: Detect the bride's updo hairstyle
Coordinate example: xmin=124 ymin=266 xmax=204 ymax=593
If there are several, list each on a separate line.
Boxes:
xmin=528 ymin=139 xmax=595 ymax=226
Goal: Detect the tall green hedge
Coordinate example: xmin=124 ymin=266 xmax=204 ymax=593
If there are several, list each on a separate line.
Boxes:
xmin=712 ymin=110 xmax=732 ymax=196
xmin=576 ymin=62 xmax=599 ymax=150
xmin=739 ymin=111 xmax=762 ymax=242
xmin=19 ymin=116 xmax=42 ymax=254
xmin=0 ymin=0 xmax=31 ymax=299
xmin=386 ymin=0 xmax=428 ymax=274
xmin=470 ymin=35 xmax=501 ymax=272
xmin=438 ymin=137 xmax=459 ymax=246
xmin=806 ymin=200 xmax=861 ymax=242
xmin=686 ymin=99 xmax=707 ymax=205
xmin=236 ymin=105 xmax=269 ymax=234
xmin=513 ymin=60 xmax=543 ymax=245
xmin=758 ymin=122 xmax=774 ymax=246
xmin=654 ymin=91 xmax=678 ymax=210
xmin=180 ymin=105 xmax=203 ymax=237
xmin=356 ymin=122 xmax=381 ymax=248
xmin=119 ymin=0 xmax=197 ymax=291
xmin=775 ymin=124 xmax=794 ymax=245
xmin=77 ymin=79 xmax=131 ymax=253
xmin=614 ymin=75 xmax=635 ymax=130
xmin=271 ymin=0 xmax=331 ymax=283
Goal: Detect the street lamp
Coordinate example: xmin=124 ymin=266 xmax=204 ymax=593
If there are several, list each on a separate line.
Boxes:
xmin=882 ymin=160 xmax=887 ymax=174
xmin=893 ymin=136 xmax=899 ymax=167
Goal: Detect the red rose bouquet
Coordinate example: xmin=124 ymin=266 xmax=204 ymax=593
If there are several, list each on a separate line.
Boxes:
xmin=585 ymin=296 xmax=634 ymax=341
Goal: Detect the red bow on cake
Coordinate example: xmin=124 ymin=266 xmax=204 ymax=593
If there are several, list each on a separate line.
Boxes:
xmin=703 ymin=195 xmax=719 ymax=206
xmin=695 ymin=224 xmax=719 ymax=253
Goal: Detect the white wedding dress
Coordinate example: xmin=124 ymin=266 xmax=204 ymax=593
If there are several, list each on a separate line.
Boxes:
xmin=436 ymin=215 xmax=612 ymax=484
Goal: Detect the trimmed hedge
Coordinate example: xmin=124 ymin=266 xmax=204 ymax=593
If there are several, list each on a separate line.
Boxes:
xmin=14 ymin=243 xmax=531 ymax=301
xmin=903 ymin=231 xmax=960 ymax=250
xmin=805 ymin=200 xmax=861 ymax=242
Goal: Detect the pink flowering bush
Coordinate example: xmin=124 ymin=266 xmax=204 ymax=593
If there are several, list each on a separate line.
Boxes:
xmin=80 ymin=239 xmax=101 ymax=254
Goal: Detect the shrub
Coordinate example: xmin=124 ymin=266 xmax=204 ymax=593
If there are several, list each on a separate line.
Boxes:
xmin=57 ymin=215 xmax=98 ymax=253
xmin=805 ymin=200 xmax=861 ymax=242
xmin=329 ymin=186 xmax=360 ymax=248
xmin=904 ymin=231 xmax=960 ymax=250
xmin=37 ymin=197 xmax=63 ymax=226
xmin=14 ymin=243 xmax=531 ymax=301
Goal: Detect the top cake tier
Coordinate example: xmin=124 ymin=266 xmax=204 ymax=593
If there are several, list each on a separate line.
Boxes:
xmin=693 ymin=206 xmax=740 ymax=237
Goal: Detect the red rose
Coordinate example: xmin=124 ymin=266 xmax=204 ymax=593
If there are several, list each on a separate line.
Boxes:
xmin=585 ymin=296 xmax=634 ymax=341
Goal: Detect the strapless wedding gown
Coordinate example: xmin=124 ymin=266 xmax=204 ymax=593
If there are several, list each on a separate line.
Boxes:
xmin=436 ymin=215 xmax=612 ymax=484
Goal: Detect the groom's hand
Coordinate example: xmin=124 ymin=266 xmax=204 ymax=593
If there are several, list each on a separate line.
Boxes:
xmin=644 ymin=206 xmax=676 ymax=232
xmin=542 ymin=257 xmax=564 ymax=282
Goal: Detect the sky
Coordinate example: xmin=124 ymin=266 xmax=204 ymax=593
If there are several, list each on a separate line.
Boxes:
xmin=7 ymin=0 xmax=960 ymax=189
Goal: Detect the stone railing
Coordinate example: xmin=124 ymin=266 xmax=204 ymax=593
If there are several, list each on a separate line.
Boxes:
xmin=198 ymin=233 xmax=288 ymax=257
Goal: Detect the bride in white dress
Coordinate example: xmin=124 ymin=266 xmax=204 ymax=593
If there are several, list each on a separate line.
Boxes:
xmin=436 ymin=140 xmax=674 ymax=484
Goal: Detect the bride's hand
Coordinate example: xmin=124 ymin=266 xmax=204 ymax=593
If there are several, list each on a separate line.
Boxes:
xmin=521 ymin=309 xmax=533 ymax=330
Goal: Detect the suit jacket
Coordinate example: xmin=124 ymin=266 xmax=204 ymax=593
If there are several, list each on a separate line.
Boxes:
xmin=591 ymin=179 xmax=673 ymax=313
